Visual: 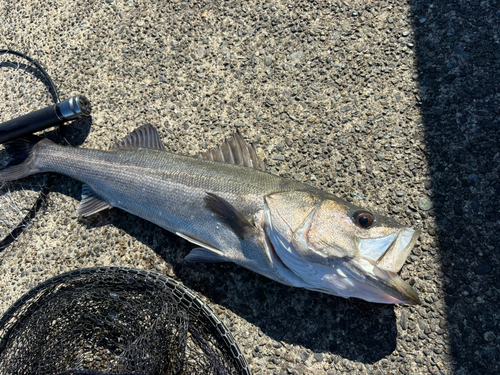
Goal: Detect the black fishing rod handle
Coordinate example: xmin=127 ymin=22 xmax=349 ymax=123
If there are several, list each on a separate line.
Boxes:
xmin=0 ymin=95 xmax=91 ymax=144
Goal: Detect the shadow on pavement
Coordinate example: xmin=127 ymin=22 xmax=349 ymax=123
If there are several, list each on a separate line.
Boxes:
xmin=410 ymin=0 xmax=500 ymax=373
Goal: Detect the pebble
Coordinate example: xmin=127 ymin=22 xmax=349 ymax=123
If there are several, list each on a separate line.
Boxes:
xmin=474 ymin=264 xmax=492 ymax=275
xmin=300 ymin=350 xmax=310 ymax=362
xmin=468 ymin=173 xmax=479 ymax=183
xmin=399 ymin=310 xmax=408 ymax=330
xmin=418 ymin=197 xmax=433 ymax=211
xmin=290 ymin=51 xmax=303 ymax=62
xmin=396 ymin=190 xmax=406 ymax=197
xmin=471 ymin=200 xmax=480 ymax=212
xmin=264 ymin=57 xmax=272 ymax=66
xmin=314 ymin=352 xmax=323 ymax=362
xmin=424 ymin=180 xmax=432 ymax=190
xmin=272 ymin=155 xmax=285 ymax=161
xmin=484 ymin=331 xmax=496 ymax=342
xmin=197 ymin=46 xmax=205 ymax=58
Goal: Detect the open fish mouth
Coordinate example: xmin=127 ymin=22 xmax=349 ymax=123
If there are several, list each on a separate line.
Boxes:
xmin=344 ymin=228 xmax=421 ymax=304
xmin=356 ymin=228 xmax=420 ymax=274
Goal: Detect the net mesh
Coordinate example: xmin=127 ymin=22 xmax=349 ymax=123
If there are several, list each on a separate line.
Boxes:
xmin=0 ymin=267 xmax=251 ymax=375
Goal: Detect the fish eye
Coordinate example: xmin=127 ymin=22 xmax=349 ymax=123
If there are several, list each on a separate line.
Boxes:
xmin=353 ymin=211 xmax=374 ymax=228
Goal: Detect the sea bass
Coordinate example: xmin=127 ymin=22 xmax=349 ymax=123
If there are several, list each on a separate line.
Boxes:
xmin=0 ymin=124 xmax=420 ymax=304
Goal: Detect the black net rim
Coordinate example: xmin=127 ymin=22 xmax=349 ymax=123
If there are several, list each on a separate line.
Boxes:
xmin=0 ymin=266 xmax=252 ymax=375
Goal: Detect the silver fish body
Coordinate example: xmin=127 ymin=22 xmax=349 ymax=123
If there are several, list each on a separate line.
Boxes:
xmin=0 ymin=125 xmax=420 ymax=304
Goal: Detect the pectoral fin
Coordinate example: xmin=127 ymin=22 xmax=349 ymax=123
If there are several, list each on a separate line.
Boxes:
xmin=77 ymin=184 xmax=112 ymax=216
xmin=203 ymin=192 xmax=255 ymax=239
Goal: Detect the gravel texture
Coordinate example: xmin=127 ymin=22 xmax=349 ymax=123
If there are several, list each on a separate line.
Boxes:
xmin=0 ymin=0 xmax=499 ymax=374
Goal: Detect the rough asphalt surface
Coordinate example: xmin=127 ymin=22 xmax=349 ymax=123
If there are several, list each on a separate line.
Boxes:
xmin=0 ymin=0 xmax=499 ymax=374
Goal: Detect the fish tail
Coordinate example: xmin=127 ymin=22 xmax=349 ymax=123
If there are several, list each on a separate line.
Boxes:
xmin=0 ymin=136 xmax=53 ymax=181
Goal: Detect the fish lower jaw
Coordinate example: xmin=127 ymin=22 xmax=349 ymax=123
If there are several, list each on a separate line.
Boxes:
xmin=312 ymin=271 xmax=410 ymax=305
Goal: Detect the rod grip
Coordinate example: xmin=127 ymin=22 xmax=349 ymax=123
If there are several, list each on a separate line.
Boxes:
xmin=0 ymin=95 xmax=91 ymax=144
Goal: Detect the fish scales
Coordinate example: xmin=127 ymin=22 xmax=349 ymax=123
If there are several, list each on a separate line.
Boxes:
xmin=38 ymin=140 xmax=299 ymax=218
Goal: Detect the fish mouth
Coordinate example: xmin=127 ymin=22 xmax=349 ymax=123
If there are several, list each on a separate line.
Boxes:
xmin=356 ymin=228 xmax=420 ymax=273
xmin=342 ymin=258 xmax=420 ymax=305
xmin=352 ymin=228 xmax=421 ymax=304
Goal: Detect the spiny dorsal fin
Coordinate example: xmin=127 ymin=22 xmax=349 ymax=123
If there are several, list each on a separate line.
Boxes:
xmin=204 ymin=192 xmax=255 ymax=239
xmin=111 ymin=123 xmax=166 ymax=151
xmin=196 ymin=131 xmax=266 ymax=171
xmin=77 ymin=184 xmax=113 ymax=216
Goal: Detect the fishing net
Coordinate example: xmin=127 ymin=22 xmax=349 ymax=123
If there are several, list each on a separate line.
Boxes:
xmin=0 ymin=267 xmax=251 ymax=375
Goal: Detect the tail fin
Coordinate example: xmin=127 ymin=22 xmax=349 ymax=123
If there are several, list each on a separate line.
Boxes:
xmin=0 ymin=136 xmax=47 ymax=182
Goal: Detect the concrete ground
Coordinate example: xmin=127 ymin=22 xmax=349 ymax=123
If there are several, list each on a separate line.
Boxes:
xmin=0 ymin=0 xmax=499 ymax=374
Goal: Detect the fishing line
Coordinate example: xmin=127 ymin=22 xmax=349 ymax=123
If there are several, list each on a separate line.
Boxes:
xmin=0 ymin=49 xmax=64 ymax=250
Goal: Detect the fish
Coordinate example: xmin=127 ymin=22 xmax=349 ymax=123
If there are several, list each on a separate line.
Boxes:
xmin=0 ymin=124 xmax=420 ymax=304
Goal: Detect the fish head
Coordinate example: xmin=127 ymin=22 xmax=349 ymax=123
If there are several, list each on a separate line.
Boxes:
xmin=263 ymin=190 xmax=420 ymax=305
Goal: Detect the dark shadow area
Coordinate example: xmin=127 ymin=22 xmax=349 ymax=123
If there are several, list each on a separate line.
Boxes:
xmin=63 ymin=116 xmax=93 ymax=147
xmin=410 ymin=1 xmax=500 ymax=373
xmin=78 ymin=206 xmax=399 ymax=363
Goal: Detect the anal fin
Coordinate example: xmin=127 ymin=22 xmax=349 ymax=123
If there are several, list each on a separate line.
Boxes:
xmin=77 ymin=184 xmax=113 ymax=217
xmin=176 ymin=231 xmax=227 ymax=262
xmin=185 ymin=248 xmax=227 ymax=263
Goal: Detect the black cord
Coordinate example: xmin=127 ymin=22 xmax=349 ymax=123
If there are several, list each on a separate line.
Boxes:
xmin=0 ymin=49 xmax=59 ymax=251
xmin=0 ymin=49 xmax=59 ymax=103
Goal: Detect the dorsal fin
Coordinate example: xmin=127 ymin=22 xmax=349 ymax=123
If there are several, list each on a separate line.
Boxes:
xmin=111 ymin=123 xmax=166 ymax=150
xmin=196 ymin=131 xmax=266 ymax=171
